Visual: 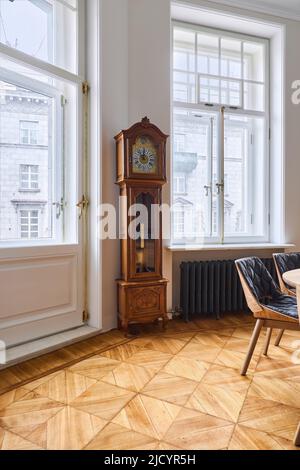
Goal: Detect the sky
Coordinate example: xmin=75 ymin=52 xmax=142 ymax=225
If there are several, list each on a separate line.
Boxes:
xmin=0 ymin=0 xmax=49 ymax=61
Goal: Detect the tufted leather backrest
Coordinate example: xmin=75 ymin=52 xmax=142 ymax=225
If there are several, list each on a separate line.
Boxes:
xmin=273 ymin=253 xmax=300 ymax=277
xmin=236 ymin=257 xmax=279 ymax=303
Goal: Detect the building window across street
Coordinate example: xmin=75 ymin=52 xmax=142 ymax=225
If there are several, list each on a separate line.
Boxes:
xmin=20 ymin=210 xmax=39 ymax=239
xmin=20 ymin=165 xmax=39 ymax=191
xmin=20 ymin=121 xmax=39 ymax=145
xmin=174 ymin=176 xmax=186 ymax=194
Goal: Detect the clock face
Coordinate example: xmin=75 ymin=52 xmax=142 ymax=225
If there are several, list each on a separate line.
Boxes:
xmin=132 ymin=136 xmax=158 ymax=174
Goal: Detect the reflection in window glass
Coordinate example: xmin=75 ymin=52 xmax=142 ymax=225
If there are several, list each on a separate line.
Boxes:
xmin=0 ymin=80 xmax=53 ymax=241
xmin=0 ymin=0 xmax=78 ymax=73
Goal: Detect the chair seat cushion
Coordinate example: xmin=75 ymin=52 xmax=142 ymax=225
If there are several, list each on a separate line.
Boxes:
xmin=262 ymin=294 xmax=299 ymax=319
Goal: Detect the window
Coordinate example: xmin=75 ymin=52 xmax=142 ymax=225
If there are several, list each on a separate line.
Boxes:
xmin=0 ymin=0 xmax=78 ymax=73
xmin=20 ymin=121 xmax=38 ymax=145
xmin=174 ymin=133 xmax=186 ymax=152
xmin=20 ymin=210 xmax=39 ymax=239
xmin=174 ymin=176 xmax=186 ymax=194
xmin=172 ymin=23 xmax=269 ymax=244
xmin=0 ymin=1 xmax=84 ymax=244
xmin=173 ymin=206 xmax=185 ymax=238
xmin=20 ymin=165 xmax=39 ymax=190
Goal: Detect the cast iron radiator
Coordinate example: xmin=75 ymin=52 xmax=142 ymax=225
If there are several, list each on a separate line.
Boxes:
xmin=180 ymin=258 xmax=276 ymax=322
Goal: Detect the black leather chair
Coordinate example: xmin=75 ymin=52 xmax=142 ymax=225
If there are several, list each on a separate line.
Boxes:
xmin=273 ymin=252 xmax=300 ymax=296
xmin=235 ymin=257 xmax=299 ymax=376
xmin=272 ymin=253 xmax=300 ymax=347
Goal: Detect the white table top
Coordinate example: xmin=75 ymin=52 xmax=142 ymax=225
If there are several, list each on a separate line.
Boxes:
xmin=283 ymin=269 xmax=300 ymax=288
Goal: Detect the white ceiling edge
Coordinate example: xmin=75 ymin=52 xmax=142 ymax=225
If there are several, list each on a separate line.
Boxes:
xmin=172 ymin=2 xmax=284 ymax=37
xmin=204 ymin=0 xmax=300 ymax=21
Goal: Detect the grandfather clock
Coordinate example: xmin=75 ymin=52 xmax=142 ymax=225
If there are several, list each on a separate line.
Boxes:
xmin=115 ymin=117 xmax=169 ymax=335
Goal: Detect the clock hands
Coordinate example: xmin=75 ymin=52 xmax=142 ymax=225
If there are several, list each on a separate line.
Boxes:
xmin=133 ymin=147 xmax=156 ymax=172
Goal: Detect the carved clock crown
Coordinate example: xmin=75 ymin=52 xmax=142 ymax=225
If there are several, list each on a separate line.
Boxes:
xmin=115 ymin=117 xmax=168 ymax=183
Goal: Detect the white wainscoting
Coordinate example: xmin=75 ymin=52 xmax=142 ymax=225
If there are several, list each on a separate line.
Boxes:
xmin=0 ymin=245 xmax=83 ymax=347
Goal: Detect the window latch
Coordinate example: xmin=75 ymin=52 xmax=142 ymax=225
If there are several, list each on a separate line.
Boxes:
xmin=216 ymin=182 xmax=224 ymax=195
xmin=52 ymin=198 xmax=65 ymax=219
xmin=77 ymin=195 xmax=89 ymax=219
xmin=204 ymin=185 xmax=211 ymax=197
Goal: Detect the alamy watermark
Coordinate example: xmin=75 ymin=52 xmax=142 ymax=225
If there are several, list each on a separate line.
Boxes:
xmin=291 ymin=80 xmax=300 ymax=105
xmin=98 ymin=197 xmax=204 ymax=244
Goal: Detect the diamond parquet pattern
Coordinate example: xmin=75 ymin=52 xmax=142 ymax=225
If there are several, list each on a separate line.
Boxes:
xmin=0 ymin=314 xmax=300 ymax=450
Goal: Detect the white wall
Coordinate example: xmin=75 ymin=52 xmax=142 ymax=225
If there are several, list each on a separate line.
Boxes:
xmin=128 ymin=0 xmax=172 ymax=310
xmin=284 ymin=22 xmax=300 ymax=248
xmin=99 ymin=0 xmax=300 ymax=328
xmin=100 ymin=0 xmax=129 ymax=330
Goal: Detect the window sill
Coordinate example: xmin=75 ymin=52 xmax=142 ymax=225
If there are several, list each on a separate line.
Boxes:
xmin=167 ymin=243 xmax=295 ymax=252
xmin=18 ymin=189 xmax=41 ymax=193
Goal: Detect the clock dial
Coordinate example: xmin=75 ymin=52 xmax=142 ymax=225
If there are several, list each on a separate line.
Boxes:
xmin=132 ymin=136 xmax=157 ymax=174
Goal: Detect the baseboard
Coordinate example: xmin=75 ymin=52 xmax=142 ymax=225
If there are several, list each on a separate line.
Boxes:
xmin=0 ymin=325 xmax=102 ymax=369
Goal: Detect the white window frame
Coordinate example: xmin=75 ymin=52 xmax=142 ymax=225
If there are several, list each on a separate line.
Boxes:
xmin=20 ymin=164 xmax=39 ymax=191
xmin=0 ymin=0 xmax=85 ymax=248
xmin=172 ymin=21 xmax=270 ymax=245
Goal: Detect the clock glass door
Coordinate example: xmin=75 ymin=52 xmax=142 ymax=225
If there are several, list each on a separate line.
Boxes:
xmin=130 ymin=189 xmax=161 ymax=280
xmin=136 ymin=192 xmax=155 ymax=274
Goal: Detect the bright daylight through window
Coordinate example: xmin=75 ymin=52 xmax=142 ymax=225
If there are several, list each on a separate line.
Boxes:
xmin=0 ymin=0 xmax=81 ymax=244
xmin=172 ymin=23 xmax=269 ymax=245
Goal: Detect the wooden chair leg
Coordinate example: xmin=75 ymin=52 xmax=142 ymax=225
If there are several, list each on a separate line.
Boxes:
xmin=241 ymin=319 xmax=264 ymax=376
xmin=275 ymin=329 xmax=284 ymax=347
xmin=263 ymin=328 xmax=272 ymax=356
xmin=294 ymin=422 xmax=300 ymax=447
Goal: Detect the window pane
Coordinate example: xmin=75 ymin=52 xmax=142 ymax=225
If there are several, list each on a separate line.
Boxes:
xmin=173 ymin=71 xmax=196 ymax=103
xmin=243 ymin=42 xmax=265 ymax=82
xmin=199 ymin=77 xmax=220 ymax=104
xmin=244 ymin=82 xmax=265 ymax=112
xmin=0 ymin=80 xmax=54 ymax=241
xmin=224 ymin=115 xmax=266 ymax=236
xmin=173 ymin=28 xmax=195 ymax=72
xmin=0 ymin=56 xmax=78 ymax=244
xmin=221 ymin=80 xmax=241 ymax=107
xmin=221 ymin=38 xmax=242 ymax=79
xmin=0 ymin=0 xmax=78 ymax=73
xmin=173 ymin=109 xmax=218 ymax=239
xmin=197 ymin=34 xmax=219 ymax=75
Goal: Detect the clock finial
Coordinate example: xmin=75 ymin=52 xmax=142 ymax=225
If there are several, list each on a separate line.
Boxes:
xmin=141 ymin=116 xmax=150 ymax=125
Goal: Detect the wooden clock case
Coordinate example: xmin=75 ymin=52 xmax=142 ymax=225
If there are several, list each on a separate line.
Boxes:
xmin=115 ymin=117 xmax=169 ymax=335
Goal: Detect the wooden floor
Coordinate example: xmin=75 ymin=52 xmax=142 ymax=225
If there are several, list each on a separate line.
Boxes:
xmin=1 ymin=314 xmax=300 ymax=450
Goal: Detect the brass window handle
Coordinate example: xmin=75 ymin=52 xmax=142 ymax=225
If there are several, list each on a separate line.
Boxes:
xmin=216 ymin=182 xmax=224 ymax=195
xmin=77 ymin=195 xmax=89 ymax=218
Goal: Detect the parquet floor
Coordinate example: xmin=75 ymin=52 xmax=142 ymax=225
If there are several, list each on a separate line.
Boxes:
xmin=1 ymin=314 xmax=300 ymax=450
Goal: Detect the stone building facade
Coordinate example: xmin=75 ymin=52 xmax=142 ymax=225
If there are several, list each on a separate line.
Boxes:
xmin=173 ymin=112 xmax=246 ymax=241
xmin=0 ymin=83 xmax=51 ymax=241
